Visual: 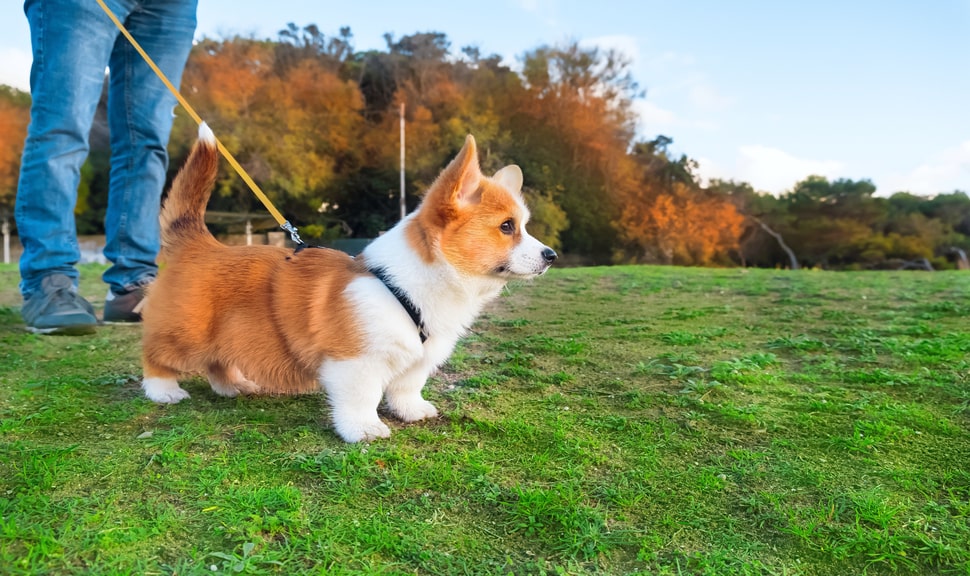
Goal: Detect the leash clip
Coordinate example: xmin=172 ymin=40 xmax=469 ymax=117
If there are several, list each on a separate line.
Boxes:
xmin=281 ymin=221 xmax=304 ymax=246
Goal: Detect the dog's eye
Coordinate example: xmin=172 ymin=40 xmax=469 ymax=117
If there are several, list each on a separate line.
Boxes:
xmin=500 ymin=219 xmax=515 ymax=235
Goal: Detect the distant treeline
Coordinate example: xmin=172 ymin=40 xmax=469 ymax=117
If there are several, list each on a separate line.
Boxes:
xmin=1 ymin=26 xmax=967 ymax=269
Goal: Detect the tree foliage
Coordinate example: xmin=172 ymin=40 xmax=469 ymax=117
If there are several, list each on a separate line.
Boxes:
xmin=723 ymin=176 xmax=969 ymax=269
xmin=2 ymin=26 xmax=967 ymax=269
xmin=0 ymin=86 xmax=30 ymax=216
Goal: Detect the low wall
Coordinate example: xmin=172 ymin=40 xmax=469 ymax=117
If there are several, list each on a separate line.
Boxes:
xmin=1 ymin=233 xmax=372 ymax=265
xmin=3 ymin=235 xmax=113 ymax=265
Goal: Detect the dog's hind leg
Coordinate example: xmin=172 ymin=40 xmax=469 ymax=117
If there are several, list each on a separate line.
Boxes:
xmin=207 ymin=363 xmax=260 ymax=397
xmin=142 ymin=356 xmax=190 ymax=404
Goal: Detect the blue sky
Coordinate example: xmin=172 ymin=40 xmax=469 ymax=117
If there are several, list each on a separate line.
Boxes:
xmin=1 ymin=0 xmax=968 ymax=196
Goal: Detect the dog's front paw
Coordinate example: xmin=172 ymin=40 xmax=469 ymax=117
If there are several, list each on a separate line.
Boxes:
xmin=142 ymin=377 xmax=191 ymax=404
xmin=333 ymin=417 xmax=391 ymax=443
xmin=388 ymin=398 xmax=439 ymax=422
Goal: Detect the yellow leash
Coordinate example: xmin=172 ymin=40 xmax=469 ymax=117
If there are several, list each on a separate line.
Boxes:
xmin=94 ymin=0 xmax=303 ymax=245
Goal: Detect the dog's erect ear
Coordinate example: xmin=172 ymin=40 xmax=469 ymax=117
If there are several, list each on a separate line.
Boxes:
xmin=448 ymin=135 xmax=482 ymax=205
xmin=493 ymin=165 xmax=523 ymax=194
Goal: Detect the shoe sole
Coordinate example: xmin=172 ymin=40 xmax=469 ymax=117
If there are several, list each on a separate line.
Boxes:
xmin=26 ymin=324 xmax=98 ymax=336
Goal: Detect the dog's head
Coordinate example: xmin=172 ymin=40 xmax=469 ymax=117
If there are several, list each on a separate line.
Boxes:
xmin=410 ymin=135 xmax=557 ymax=279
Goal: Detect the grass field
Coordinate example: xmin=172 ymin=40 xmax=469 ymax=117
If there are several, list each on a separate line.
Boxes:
xmin=1 ymin=262 xmax=968 ymax=575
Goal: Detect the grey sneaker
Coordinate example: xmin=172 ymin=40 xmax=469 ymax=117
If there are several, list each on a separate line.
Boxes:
xmin=103 ymin=286 xmax=146 ymax=323
xmin=21 ymin=274 xmax=98 ymax=335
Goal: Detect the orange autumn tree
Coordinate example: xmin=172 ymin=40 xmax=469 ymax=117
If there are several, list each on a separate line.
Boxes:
xmin=0 ymin=87 xmax=31 ymax=216
xmin=173 ymin=35 xmax=366 ymax=235
xmin=260 ymin=57 xmax=365 ymax=201
xmin=617 ymin=138 xmax=745 ymax=265
xmin=367 ymin=33 xmax=481 ymax=189
xmin=505 ymin=42 xmax=641 ymax=260
xmin=172 ymin=37 xmax=277 ymax=211
xmin=621 ymin=182 xmax=745 ymax=265
xmin=7 ymin=25 xmax=965 ymax=266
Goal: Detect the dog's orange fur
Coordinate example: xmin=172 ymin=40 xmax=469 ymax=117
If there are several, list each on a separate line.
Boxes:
xmin=409 ymin=138 xmax=526 ymax=275
xmin=143 ymin=244 xmax=369 ymax=394
xmin=141 ymin=125 xmax=556 ymax=442
xmin=143 ymin=135 xmax=368 ymax=395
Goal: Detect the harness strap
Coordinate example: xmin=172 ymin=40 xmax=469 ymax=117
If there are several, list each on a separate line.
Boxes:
xmin=290 ymin=246 xmax=427 ymax=342
xmin=368 ymin=267 xmax=429 ymax=343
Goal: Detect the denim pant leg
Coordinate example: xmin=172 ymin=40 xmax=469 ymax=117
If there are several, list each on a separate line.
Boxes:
xmin=102 ymin=0 xmax=197 ymax=294
xmin=15 ymin=0 xmax=125 ymax=298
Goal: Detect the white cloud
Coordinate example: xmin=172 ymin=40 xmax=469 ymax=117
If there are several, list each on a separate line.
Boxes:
xmin=635 ymin=99 xmax=678 ymax=128
xmin=633 ymin=48 xmax=731 ymax=135
xmin=688 ymin=82 xmax=732 ymax=112
xmin=693 ymin=156 xmax=720 ymax=187
xmin=880 ymin=141 xmax=970 ymax=195
xmin=512 ymin=0 xmax=559 ymax=27
xmin=573 ymin=37 xmax=727 ymax=138
xmin=571 ymin=36 xmax=722 ymax=138
xmin=0 ymin=47 xmax=31 ymax=92
xmin=581 ymin=34 xmax=640 ymax=65
xmin=633 ymin=99 xmax=719 ymax=135
xmin=515 ymin=0 xmax=541 ymax=12
xmin=645 ymin=51 xmax=695 ymax=70
xmin=736 ymin=145 xmax=844 ymax=194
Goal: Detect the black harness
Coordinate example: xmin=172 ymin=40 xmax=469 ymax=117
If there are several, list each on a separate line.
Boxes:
xmin=367 ymin=267 xmax=428 ymax=343
xmin=293 ymin=244 xmax=428 ymax=343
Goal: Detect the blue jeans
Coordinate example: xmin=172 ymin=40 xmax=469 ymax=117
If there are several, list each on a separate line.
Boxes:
xmin=16 ymin=0 xmax=197 ymax=299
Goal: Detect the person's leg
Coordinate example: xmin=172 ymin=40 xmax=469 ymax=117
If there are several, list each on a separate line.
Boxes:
xmin=15 ymin=0 xmax=128 ymax=299
xmin=101 ymin=0 xmax=197 ymax=297
xmin=15 ymin=0 xmax=146 ymax=333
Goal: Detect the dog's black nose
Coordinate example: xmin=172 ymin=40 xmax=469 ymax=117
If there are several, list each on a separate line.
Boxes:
xmin=542 ymin=248 xmax=558 ymax=264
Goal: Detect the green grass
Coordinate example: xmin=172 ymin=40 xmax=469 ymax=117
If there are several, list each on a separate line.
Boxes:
xmin=1 ymin=263 xmax=969 ymax=575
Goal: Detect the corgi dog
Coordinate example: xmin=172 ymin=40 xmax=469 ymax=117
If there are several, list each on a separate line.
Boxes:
xmin=140 ymin=123 xmax=557 ymax=442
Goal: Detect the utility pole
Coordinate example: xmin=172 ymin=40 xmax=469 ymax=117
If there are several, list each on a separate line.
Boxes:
xmin=399 ymin=101 xmax=406 ymax=221
xmin=1 ymin=218 xmax=9 ymax=264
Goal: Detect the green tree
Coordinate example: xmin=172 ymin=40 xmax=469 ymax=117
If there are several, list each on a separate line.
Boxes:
xmin=780 ymin=176 xmax=888 ymax=268
xmin=706 ymin=179 xmax=796 ymax=268
xmin=925 ymin=191 xmax=970 ymax=236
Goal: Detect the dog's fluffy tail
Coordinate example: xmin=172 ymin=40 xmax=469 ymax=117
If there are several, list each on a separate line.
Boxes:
xmin=160 ymin=122 xmax=219 ymax=250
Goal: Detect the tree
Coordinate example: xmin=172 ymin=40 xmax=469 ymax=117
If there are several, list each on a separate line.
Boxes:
xmin=706 ymin=179 xmax=798 ymax=268
xmin=618 ymin=180 xmax=744 ymax=266
xmin=924 ymin=191 xmax=970 ymax=236
xmin=779 ymin=176 xmax=888 ymax=268
xmin=173 ymin=36 xmax=369 ymax=237
xmin=508 ymin=41 xmax=642 ymax=261
xmin=0 ymin=86 xmax=31 ymax=218
xmin=276 ymin=23 xmax=354 ymax=73
xmin=14 ymin=23 xmax=944 ymax=269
